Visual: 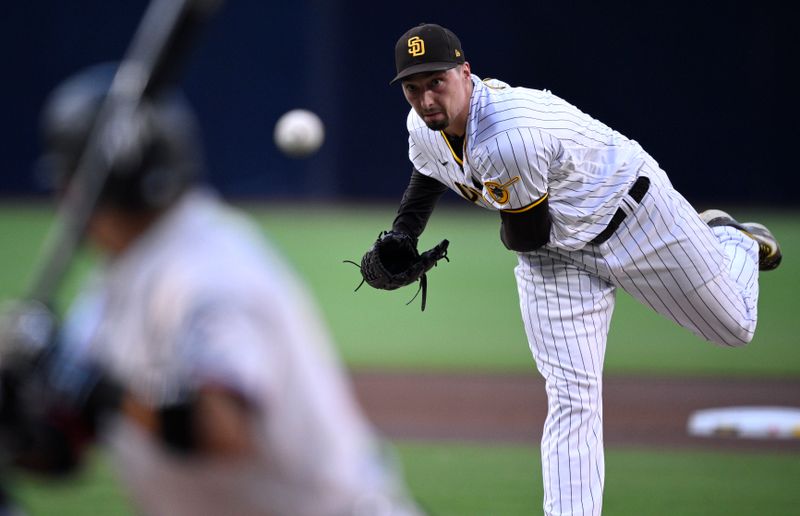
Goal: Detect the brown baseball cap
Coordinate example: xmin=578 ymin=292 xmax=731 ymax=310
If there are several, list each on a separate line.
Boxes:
xmin=390 ymin=23 xmax=465 ymax=85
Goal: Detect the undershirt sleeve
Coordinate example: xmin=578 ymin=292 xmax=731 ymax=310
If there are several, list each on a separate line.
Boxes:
xmin=391 ymin=168 xmax=449 ymax=240
xmin=499 ymin=195 xmax=551 ymax=252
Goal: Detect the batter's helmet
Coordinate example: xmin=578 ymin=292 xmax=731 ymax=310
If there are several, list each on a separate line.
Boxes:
xmin=37 ymin=63 xmax=203 ymax=211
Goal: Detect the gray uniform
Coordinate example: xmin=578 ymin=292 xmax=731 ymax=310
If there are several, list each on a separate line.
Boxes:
xmin=63 ymin=189 xmax=423 ymax=516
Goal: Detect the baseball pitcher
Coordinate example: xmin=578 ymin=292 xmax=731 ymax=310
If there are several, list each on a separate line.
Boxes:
xmin=354 ymin=23 xmax=782 ymax=516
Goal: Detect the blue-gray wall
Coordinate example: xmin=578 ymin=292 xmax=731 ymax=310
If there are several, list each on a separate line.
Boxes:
xmin=1 ymin=1 xmax=795 ymax=205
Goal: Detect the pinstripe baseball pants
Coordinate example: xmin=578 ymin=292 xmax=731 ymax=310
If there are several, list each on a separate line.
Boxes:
xmin=515 ymin=160 xmax=759 ymax=516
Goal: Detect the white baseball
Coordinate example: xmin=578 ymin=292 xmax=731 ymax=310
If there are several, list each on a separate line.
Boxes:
xmin=273 ymin=109 xmax=325 ymax=158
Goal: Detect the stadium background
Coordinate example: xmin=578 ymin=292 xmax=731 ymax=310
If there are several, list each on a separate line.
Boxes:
xmin=1 ymin=2 xmax=798 ymax=515
xmin=2 ymin=1 xmax=796 ymax=204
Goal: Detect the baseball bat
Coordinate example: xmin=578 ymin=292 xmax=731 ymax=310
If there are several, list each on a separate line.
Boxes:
xmin=0 ymin=5 xmax=223 ymax=509
xmin=26 ymin=0 xmax=224 ymax=307
xmin=0 ymin=2 xmax=223 ymax=507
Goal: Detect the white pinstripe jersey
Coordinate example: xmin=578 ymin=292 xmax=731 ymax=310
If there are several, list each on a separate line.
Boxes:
xmin=407 ymin=75 xmax=651 ymax=250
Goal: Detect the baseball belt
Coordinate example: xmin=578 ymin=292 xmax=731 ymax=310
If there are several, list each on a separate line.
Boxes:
xmin=590 ymin=175 xmax=651 ymax=245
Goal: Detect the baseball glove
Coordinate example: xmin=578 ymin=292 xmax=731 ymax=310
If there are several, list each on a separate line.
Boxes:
xmin=346 ymin=231 xmax=449 ymax=311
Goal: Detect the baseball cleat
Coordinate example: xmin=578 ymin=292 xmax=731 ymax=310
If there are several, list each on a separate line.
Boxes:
xmin=740 ymin=222 xmax=782 ymax=271
xmin=698 ymin=209 xmax=741 ymax=229
xmin=699 ymin=209 xmax=782 ymax=271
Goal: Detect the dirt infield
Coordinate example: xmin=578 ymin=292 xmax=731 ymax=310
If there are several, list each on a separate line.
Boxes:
xmin=351 ymin=371 xmax=800 ymax=452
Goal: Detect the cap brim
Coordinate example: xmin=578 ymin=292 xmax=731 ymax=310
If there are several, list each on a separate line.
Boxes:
xmin=390 ymin=62 xmax=459 ymax=85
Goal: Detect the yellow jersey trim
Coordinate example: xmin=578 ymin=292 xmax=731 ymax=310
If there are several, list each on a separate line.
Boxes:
xmin=501 ymin=192 xmax=549 ymax=213
xmin=440 ymin=131 xmax=464 ymax=167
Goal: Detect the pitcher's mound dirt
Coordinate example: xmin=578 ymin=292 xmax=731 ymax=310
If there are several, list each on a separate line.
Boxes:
xmin=351 ymin=371 xmax=800 ymax=452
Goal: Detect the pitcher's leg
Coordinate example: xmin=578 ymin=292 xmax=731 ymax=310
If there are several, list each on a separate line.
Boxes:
xmin=516 ymin=253 xmax=613 ymax=516
xmin=604 ymin=168 xmax=760 ymax=347
xmin=695 ymin=223 xmax=759 ymax=338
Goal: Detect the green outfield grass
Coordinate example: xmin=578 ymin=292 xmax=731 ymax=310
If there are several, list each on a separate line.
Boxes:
xmin=9 ymin=452 xmax=133 ymax=516
xmin=0 ymin=201 xmax=798 ymax=515
xmin=0 ymin=202 xmax=798 ymax=376
xmin=9 ymin=444 xmax=800 ymax=516
xmin=399 ymin=443 xmax=800 ymax=516
xmin=254 ymin=204 xmax=800 ymax=376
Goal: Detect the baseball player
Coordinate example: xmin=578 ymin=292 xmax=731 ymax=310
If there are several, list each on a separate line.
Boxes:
xmin=0 ymin=63 xmax=423 ymax=516
xmin=357 ymin=23 xmax=782 ymax=516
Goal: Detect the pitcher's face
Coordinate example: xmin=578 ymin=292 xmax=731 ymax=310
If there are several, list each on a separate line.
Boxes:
xmin=401 ymin=63 xmax=472 ymax=135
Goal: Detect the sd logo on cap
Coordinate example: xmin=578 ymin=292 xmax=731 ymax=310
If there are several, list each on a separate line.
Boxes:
xmin=391 ymin=23 xmax=465 ymax=84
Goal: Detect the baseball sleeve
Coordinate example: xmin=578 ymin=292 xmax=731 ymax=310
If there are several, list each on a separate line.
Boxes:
xmin=484 ymin=128 xmax=557 ymax=250
xmin=499 ymin=198 xmax=551 ymax=251
xmin=482 ymin=128 xmax=552 ymax=212
xmin=391 ymin=168 xmax=449 ymax=239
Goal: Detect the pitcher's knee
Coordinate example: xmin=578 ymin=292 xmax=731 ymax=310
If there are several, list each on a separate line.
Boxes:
xmin=709 ymin=320 xmax=755 ymax=347
xmin=547 ymin=380 xmax=602 ymax=420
